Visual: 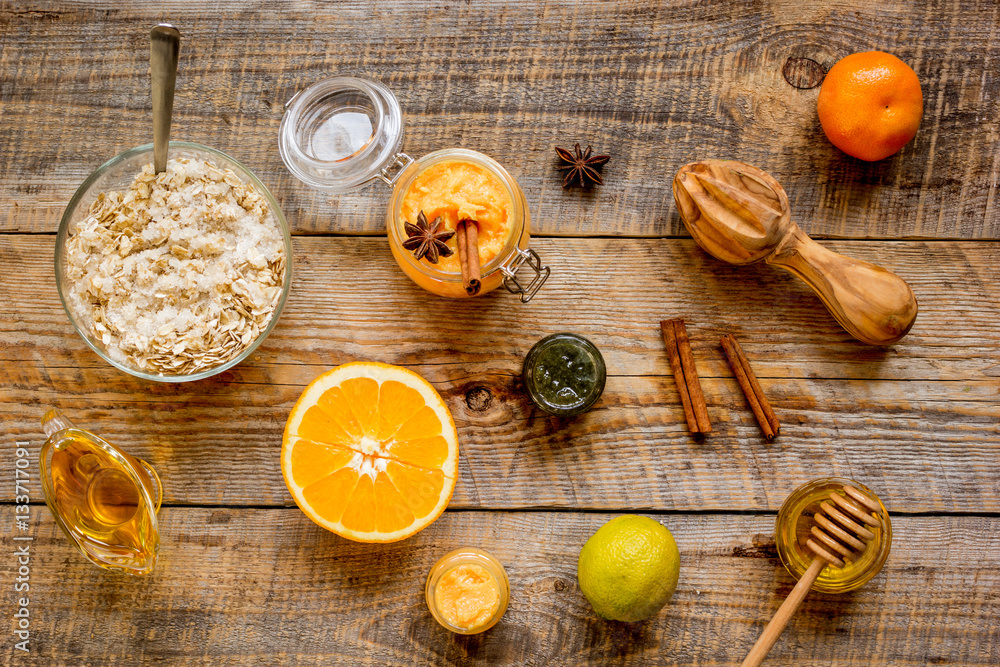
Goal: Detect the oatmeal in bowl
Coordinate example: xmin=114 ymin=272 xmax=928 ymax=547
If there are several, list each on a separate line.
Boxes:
xmin=56 ymin=142 xmax=292 ymax=381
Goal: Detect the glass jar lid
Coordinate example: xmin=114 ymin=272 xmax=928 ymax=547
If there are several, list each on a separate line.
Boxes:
xmin=279 ymin=76 xmax=407 ymax=193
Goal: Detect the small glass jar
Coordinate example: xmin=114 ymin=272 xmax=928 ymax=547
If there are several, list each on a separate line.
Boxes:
xmin=775 ymin=477 xmax=892 ymax=593
xmin=280 ymin=76 xmax=549 ymax=301
xmin=522 ymin=333 xmax=607 ymax=416
xmin=387 ymin=148 xmax=547 ymax=300
xmin=425 ymin=547 xmax=510 ymax=635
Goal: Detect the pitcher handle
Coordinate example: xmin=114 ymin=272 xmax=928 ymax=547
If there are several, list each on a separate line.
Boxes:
xmin=135 ymin=459 xmax=164 ymax=514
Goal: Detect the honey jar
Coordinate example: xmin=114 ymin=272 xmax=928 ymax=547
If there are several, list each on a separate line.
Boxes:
xmin=775 ymin=477 xmax=892 ymax=593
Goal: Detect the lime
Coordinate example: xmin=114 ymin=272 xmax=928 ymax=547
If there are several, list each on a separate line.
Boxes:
xmin=577 ymin=515 xmax=680 ymax=622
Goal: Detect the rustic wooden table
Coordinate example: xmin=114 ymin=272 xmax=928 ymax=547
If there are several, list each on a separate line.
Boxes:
xmin=2 ymin=1 xmax=999 ymax=665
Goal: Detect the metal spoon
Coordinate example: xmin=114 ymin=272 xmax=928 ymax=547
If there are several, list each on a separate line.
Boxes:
xmin=150 ymin=24 xmax=180 ymax=173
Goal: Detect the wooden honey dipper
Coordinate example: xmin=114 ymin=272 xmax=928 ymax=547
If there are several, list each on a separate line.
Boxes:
xmin=741 ymin=485 xmax=883 ymax=666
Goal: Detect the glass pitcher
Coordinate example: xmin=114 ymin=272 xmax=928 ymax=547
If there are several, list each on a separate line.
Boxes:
xmin=39 ymin=409 xmax=161 ymax=575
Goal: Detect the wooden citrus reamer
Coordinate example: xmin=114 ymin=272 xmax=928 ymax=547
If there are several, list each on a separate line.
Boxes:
xmin=673 ymin=160 xmax=918 ymax=346
xmin=740 ymin=485 xmax=884 ymax=667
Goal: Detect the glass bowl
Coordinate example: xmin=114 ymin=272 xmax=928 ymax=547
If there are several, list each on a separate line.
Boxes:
xmin=55 ymin=141 xmax=293 ymax=382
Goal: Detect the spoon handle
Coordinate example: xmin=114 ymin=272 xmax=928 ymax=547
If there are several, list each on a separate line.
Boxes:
xmin=766 ymin=226 xmax=918 ymax=345
xmin=150 ymin=24 xmax=180 ymax=174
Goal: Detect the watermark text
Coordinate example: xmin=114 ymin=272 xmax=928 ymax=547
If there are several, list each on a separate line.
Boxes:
xmin=12 ymin=441 xmax=32 ymax=653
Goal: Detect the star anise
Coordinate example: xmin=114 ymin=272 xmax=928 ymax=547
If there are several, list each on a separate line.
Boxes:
xmin=555 ymin=143 xmax=611 ymax=189
xmin=403 ymin=210 xmax=454 ymax=264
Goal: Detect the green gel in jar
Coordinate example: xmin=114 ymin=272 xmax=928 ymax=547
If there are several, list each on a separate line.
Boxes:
xmin=522 ymin=333 xmax=606 ymax=416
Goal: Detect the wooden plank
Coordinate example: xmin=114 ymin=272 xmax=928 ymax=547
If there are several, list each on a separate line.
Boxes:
xmin=3 ymin=506 xmax=997 ymax=666
xmin=2 ymin=236 xmax=998 ymax=511
xmin=3 ymin=236 xmax=999 ymax=382
xmin=1 ymin=1 xmax=999 ymax=238
xmin=2 ymin=371 xmax=997 ymax=512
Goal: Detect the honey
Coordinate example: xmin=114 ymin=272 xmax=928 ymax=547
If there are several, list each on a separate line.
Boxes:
xmin=775 ymin=477 xmax=891 ymax=593
xmin=40 ymin=410 xmax=161 ymax=575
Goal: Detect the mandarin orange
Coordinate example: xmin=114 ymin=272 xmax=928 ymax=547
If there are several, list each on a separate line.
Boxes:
xmin=817 ymin=51 xmax=923 ymax=161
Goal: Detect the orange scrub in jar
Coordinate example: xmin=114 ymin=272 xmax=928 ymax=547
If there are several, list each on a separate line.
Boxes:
xmin=433 ymin=563 xmax=502 ymax=631
xmin=399 ymin=160 xmax=514 ymax=276
xmin=425 ymin=547 xmax=510 ymax=634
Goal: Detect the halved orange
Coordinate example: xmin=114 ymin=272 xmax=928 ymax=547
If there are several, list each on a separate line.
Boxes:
xmin=282 ymin=362 xmax=459 ymax=542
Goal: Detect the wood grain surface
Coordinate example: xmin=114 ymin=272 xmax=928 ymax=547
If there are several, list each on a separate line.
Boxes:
xmin=1 ymin=236 xmax=998 ymax=513
xmin=2 ymin=1 xmax=999 ymax=665
xmin=2 ymin=507 xmax=997 ymax=666
xmin=3 ymin=237 xmax=999 ymax=382
xmin=1 ymin=0 xmax=999 ymax=238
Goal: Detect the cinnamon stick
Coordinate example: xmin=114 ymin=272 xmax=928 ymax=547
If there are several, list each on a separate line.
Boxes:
xmin=660 ymin=320 xmax=698 ymax=434
xmin=456 ymin=219 xmax=481 ymax=296
xmin=660 ymin=319 xmax=712 ymax=434
xmin=720 ymin=333 xmax=779 ymax=440
xmin=674 ymin=320 xmax=712 ymax=433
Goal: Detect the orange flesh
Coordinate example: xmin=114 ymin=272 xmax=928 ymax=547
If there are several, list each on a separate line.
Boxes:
xmin=290 ymin=377 xmax=451 ymax=534
xmin=434 ymin=563 xmax=501 ymax=630
xmin=400 ymin=161 xmax=514 ymax=273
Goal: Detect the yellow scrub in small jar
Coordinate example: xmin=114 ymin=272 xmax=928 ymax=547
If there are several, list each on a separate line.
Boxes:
xmin=434 ymin=563 xmax=501 ymax=631
xmin=425 ymin=547 xmax=510 ymax=634
xmin=400 ymin=161 xmax=513 ymax=273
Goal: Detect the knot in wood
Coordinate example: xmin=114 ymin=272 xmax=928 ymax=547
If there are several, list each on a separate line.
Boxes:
xmin=553 ymin=579 xmax=567 ymax=592
xmin=731 ymin=543 xmax=779 ymax=559
xmin=465 ymin=386 xmax=493 ymax=412
xmin=782 ymin=57 xmax=826 ymax=89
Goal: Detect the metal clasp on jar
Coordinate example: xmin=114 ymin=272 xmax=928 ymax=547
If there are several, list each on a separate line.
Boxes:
xmin=501 ymin=248 xmax=550 ymax=303
xmin=379 ymin=152 xmax=414 ymax=187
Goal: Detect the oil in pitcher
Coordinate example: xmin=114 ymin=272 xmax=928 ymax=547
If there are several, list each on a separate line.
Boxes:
xmin=39 ymin=409 xmax=162 ymax=575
